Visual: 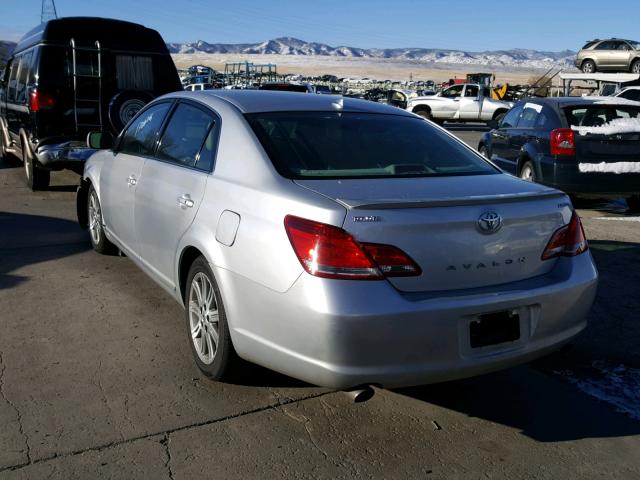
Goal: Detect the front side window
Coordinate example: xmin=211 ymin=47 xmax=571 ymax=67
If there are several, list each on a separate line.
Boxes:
xmin=119 ymin=102 xmax=172 ymax=156
xmin=247 ymin=112 xmax=497 ymax=179
xmin=156 ymin=103 xmax=215 ymax=169
xmin=441 ymin=85 xmax=463 ymax=98
xmin=518 ymin=103 xmax=542 ymax=129
xmin=500 ymin=104 xmax=523 ymax=128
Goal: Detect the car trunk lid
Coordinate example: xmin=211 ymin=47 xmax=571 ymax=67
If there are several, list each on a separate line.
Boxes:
xmin=295 ymin=175 xmax=571 ymax=292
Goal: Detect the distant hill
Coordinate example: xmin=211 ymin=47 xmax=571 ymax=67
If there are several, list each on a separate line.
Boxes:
xmin=0 ymin=41 xmax=16 ymax=68
xmin=167 ymin=37 xmax=576 ymax=70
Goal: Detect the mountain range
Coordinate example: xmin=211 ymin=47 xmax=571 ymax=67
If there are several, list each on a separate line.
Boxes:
xmin=167 ymin=37 xmax=577 ymax=69
xmin=0 ymin=37 xmax=576 ymax=70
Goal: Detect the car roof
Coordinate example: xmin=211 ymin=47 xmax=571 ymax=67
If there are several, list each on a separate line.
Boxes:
xmin=173 ymin=90 xmax=418 ymax=116
xmin=516 ymin=96 xmax=640 ymax=108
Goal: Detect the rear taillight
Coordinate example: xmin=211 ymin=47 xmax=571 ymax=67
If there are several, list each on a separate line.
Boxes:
xmin=284 ymin=215 xmax=421 ymax=280
xmin=29 ymin=91 xmax=55 ymax=112
xmin=550 ymin=128 xmax=576 ymax=156
xmin=541 ymin=212 xmax=588 ymax=260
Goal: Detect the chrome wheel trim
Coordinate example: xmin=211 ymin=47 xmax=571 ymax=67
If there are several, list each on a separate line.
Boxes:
xmin=24 ymin=150 xmax=30 ymax=180
xmin=88 ymin=191 xmax=102 ymax=245
xmin=189 ymin=272 xmax=219 ymax=365
xmin=633 ymin=62 xmax=640 ymax=74
xmin=520 ymin=165 xmax=534 ymax=181
xmin=582 ymin=62 xmax=594 ymax=73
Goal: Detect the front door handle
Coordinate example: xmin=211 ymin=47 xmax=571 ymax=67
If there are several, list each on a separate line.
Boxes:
xmin=178 ymin=194 xmax=194 ymax=209
xmin=127 ymin=175 xmax=137 ymax=187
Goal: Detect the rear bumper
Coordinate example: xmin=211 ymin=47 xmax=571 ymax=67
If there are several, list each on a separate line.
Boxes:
xmin=539 ymin=155 xmax=640 ymax=195
xmin=217 ymin=252 xmax=598 ymax=389
xmin=36 ymin=142 xmax=97 ymax=173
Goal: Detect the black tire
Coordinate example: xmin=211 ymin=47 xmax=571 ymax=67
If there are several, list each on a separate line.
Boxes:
xmin=631 ymin=59 xmax=640 ymax=74
xmin=185 ymin=256 xmax=239 ymax=381
xmin=519 ymin=161 xmax=536 ymax=182
xmin=479 ymin=145 xmax=490 ymax=159
xmin=413 ymin=108 xmax=433 ymax=121
xmin=581 ymin=60 xmax=596 ymax=74
xmin=108 ymin=91 xmax=154 ymax=133
xmin=493 ymin=111 xmax=506 ymax=123
xmin=627 ymin=195 xmax=640 ymax=212
xmin=87 ymin=185 xmax=118 ymax=255
xmin=23 ymin=143 xmax=50 ymax=191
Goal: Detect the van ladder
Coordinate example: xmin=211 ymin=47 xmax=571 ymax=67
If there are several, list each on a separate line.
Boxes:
xmin=70 ymin=38 xmax=103 ymax=133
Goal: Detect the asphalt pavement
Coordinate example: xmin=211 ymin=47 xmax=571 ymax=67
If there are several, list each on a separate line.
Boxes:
xmin=1 ymin=132 xmax=639 ymax=479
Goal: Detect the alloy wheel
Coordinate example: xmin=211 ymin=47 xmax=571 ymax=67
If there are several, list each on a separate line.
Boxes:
xmin=88 ymin=191 xmax=103 ymax=245
xmin=520 ymin=164 xmax=534 ymax=181
xmin=189 ymin=272 xmax=220 ymax=365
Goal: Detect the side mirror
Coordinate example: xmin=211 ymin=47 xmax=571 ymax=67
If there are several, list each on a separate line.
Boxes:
xmin=87 ymin=131 xmax=114 ymax=149
xmin=486 ymin=120 xmax=499 ymax=130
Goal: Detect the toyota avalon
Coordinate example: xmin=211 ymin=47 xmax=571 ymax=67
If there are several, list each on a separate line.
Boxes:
xmin=77 ymin=90 xmax=598 ymax=389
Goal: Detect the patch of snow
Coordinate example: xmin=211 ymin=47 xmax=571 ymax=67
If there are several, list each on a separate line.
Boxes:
xmin=593 ymin=216 xmax=640 ymax=222
xmin=556 ymin=361 xmax=640 ymax=420
xmin=572 ymin=117 xmax=640 ymax=136
xmin=578 ymin=162 xmax=640 ymax=174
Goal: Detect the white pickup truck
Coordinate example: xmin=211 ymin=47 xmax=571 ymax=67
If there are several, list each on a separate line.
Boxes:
xmin=406 ymin=83 xmax=512 ymax=124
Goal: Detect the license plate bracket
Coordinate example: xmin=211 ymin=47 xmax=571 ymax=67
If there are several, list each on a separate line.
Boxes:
xmin=470 ymin=310 xmax=520 ymax=349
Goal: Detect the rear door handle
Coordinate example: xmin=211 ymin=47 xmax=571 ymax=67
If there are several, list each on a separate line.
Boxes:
xmin=127 ymin=175 xmax=137 ymax=187
xmin=178 ymin=194 xmax=194 ymax=209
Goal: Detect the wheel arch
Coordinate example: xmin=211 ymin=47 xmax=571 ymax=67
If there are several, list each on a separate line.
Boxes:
xmin=492 ymin=108 xmax=508 ymax=120
xmin=411 ymin=104 xmax=431 ymax=114
xmin=178 ymin=246 xmax=207 ymax=303
xmin=581 ymin=58 xmax=597 ymax=69
xmin=77 ymin=177 xmax=92 ymax=229
xmin=516 ymin=152 xmax=540 ymax=180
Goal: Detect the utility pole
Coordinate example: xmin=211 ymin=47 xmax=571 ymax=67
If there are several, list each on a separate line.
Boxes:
xmin=41 ymin=0 xmax=58 ymax=24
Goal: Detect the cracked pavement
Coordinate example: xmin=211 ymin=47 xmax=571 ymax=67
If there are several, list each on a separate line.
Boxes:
xmin=1 ymin=133 xmax=640 ymax=479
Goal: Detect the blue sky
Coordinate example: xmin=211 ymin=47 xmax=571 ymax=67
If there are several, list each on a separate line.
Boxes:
xmin=0 ymin=0 xmax=636 ymax=51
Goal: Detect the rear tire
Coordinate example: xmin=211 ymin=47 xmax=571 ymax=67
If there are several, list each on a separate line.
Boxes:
xmin=23 ymin=144 xmax=50 ymax=191
xmin=413 ymin=108 xmax=433 ymax=121
xmin=87 ymin=185 xmax=118 ymax=255
xmin=493 ymin=111 xmax=506 ymax=123
xmin=519 ymin=161 xmax=536 ymax=182
xmin=627 ymin=195 xmax=640 ymax=212
xmin=581 ymin=60 xmax=596 ymax=74
xmin=631 ymin=60 xmax=640 ymax=74
xmin=185 ymin=256 xmax=239 ymax=381
xmin=479 ymin=145 xmax=490 ymax=159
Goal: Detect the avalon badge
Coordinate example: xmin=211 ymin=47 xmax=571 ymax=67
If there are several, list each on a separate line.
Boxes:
xmin=477 ymin=211 xmax=503 ymax=234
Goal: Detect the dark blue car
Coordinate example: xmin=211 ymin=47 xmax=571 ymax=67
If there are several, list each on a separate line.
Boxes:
xmin=478 ymin=97 xmax=640 ymax=210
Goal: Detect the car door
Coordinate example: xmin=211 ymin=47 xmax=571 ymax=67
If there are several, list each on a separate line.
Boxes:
xmin=133 ymin=101 xmax=218 ymax=289
xmin=458 ymin=85 xmax=481 ymax=120
xmin=608 ymin=41 xmax=632 ymax=69
xmin=509 ymin=102 xmax=541 ymax=159
xmin=437 ymin=85 xmax=464 ymax=119
xmin=489 ymin=103 xmax=523 ymax=172
xmin=100 ymin=101 xmax=173 ymax=254
xmin=593 ymin=41 xmax=616 ymax=69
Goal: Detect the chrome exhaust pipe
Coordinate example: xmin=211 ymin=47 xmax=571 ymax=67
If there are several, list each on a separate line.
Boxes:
xmin=344 ymin=385 xmax=375 ymax=403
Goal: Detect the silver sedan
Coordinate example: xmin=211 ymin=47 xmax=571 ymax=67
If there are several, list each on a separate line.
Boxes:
xmin=78 ymin=90 xmax=598 ymax=389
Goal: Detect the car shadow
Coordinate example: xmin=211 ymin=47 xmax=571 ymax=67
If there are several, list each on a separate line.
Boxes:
xmin=396 ymin=239 xmax=640 ymax=443
xmin=0 ymin=212 xmax=90 ymax=290
xmin=225 ymin=361 xmax=313 ymax=389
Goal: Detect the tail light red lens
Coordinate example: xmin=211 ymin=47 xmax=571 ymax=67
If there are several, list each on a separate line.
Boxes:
xmin=284 ymin=215 xmax=421 ymax=280
xmin=550 ymin=128 xmax=576 ymax=156
xmin=29 ymin=91 xmax=55 ymax=112
xmin=541 ymin=212 xmax=588 ymax=260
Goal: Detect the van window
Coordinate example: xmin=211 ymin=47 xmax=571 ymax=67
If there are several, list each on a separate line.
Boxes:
xmin=38 ymin=46 xmax=69 ymax=89
xmin=116 ymin=55 xmax=154 ymax=90
xmin=7 ymin=58 xmax=19 ymax=101
xmin=16 ymin=51 xmax=34 ymax=104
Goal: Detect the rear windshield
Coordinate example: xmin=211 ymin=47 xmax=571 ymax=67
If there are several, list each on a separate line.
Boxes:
xmin=565 ymin=105 xmax=640 ymax=128
xmin=246 ymin=112 xmax=498 ymax=179
xmin=259 ymin=84 xmax=309 ymax=92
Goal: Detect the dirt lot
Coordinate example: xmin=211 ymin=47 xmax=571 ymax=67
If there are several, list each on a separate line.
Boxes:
xmin=1 ymin=130 xmax=639 ymax=479
xmin=172 ymin=53 xmax=546 ymax=84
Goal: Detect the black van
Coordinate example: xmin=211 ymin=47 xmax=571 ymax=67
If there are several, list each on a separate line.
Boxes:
xmin=0 ymin=17 xmax=182 ymax=190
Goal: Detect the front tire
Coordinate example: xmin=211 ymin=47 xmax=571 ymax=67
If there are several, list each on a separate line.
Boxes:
xmin=23 ymin=144 xmax=50 ymax=191
xmin=479 ymin=145 xmax=490 ymax=159
xmin=581 ymin=60 xmax=596 ymax=74
xmin=519 ymin=161 xmax=536 ymax=182
xmin=185 ymin=256 xmax=239 ymax=381
xmin=87 ymin=185 xmax=117 ymax=254
xmin=631 ymin=60 xmax=640 ymax=74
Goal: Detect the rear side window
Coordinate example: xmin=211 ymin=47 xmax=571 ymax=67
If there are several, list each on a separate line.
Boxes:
xmin=156 ymin=103 xmax=215 ymax=169
xmin=15 ymin=51 xmax=34 ymax=104
xmin=247 ymin=112 xmax=497 ymax=179
xmin=119 ymin=102 xmax=172 ymax=155
xmin=38 ymin=46 xmax=69 ymax=90
xmin=500 ymin=104 xmax=523 ymax=128
xmin=582 ymin=40 xmax=598 ymax=49
xmin=7 ymin=58 xmax=19 ymax=101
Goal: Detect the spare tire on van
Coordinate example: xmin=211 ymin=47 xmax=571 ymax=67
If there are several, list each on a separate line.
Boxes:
xmin=108 ymin=90 xmax=154 ymax=132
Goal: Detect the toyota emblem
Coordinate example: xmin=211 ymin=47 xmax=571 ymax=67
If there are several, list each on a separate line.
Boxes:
xmin=477 ymin=211 xmax=503 ymax=234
